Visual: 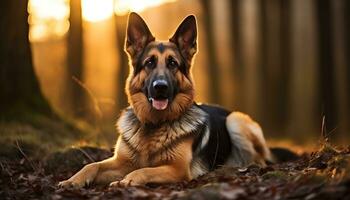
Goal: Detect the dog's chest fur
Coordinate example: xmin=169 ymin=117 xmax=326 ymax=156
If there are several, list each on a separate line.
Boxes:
xmin=117 ymin=105 xmax=207 ymax=167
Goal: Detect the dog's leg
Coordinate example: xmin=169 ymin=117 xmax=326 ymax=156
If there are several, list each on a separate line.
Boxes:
xmin=58 ymin=138 xmax=134 ymax=188
xmin=58 ymin=157 xmax=121 ymax=188
xmin=110 ymin=165 xmax=190 ymax=186
xmin=110 ymin=138 xmax=193 ymax=186
xmin=93 ymin=169 xmax=125 ymax=184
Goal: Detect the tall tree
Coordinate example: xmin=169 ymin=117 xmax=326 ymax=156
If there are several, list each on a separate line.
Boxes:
xmin=114 ymin=14 xmax=129 ymax=111
xmin=331 ymin=0 xmax=348 ymax=140
xmin=288 ymin=0 xmax=319 ymax=137
xmin=239 ymin=0 xmax=263 ymax=121
xmin=228 ymin=0 xmax=244 ymax=109
xmin=345 ymin=0 xmax=350 ymax=130
xmin=259 ymin=0 xmax=290 ymax=134
xmin=279 ymin=0 xmax=291 ymax=132
xmin=66 ymin=0 xmax=85 ymax=117
xmin=316 ymin=0 xmax=337 ymax=134
xmin=0 ymin=0 xmax=52 ymax=119
xmin=201 ymin=0 xmax=221 ymax=104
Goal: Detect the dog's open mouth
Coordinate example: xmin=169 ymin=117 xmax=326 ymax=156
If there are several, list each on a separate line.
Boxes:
xmin=149 ymin=98 xmax=169 ymax=110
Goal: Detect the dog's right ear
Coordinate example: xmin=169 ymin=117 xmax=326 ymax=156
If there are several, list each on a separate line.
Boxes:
xmin=169 ymin=15 xmax=197 ymax=61
xmin=125 ymin=12 xmax=155 ymax=56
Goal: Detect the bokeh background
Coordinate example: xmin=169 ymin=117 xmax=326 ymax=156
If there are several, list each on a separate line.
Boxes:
xmin=27 ymin=0 xmax=349 ymax=145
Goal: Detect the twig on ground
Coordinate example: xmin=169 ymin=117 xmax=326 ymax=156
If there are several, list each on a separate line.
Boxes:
xmin=0 ymin=161 xmax=4 ymax=171
xmin=76 ymin=147 xmax=95 ymax=163
xmin=15 ymin=140 xmax=38 ymax=171
xmin=72 ymin=76 xmax=103 ymax=121
xmin=321 ymin=115 xmax=327 ymax=143
xmin=320 ymin=115 xmax=338 ymax=145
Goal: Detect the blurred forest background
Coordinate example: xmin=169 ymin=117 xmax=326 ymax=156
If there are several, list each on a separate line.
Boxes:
xmin=1 ymin=0 xmax=349 ymax=149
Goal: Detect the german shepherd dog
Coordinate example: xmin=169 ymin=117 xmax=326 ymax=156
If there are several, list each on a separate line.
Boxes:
xmin=59 ymin=12 xmax=275 ymax=188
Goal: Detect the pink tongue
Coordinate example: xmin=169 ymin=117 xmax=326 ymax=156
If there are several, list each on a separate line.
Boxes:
xmin=152 ymin=99 xmax=169 ymax=110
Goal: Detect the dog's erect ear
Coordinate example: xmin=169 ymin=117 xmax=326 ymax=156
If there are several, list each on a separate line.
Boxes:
xmin=169 ymin=15 xmax=197 ymax=60
xmin=125 ymin=12 xmax=155 ymax=56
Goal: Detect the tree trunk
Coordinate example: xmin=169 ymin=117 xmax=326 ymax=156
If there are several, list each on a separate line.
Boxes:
xmin=66 ymin=0 xmax=85 ymax=118
xmin=316 ymin=0 xmax=337 ymax=135
xmin=239 ymin=0 xmax=263 ymax=121
xmin=0 ymin=0 xmax=52 ymax=119
xmin=345 ymin=0 xmax=350 ymax=134
xmin=279 ymin=0 xmax=291 ymax=133
xmin=288 ymin=0 xmax=318 ymax=138
xmin=228 ymin=0 xmax=244 ymax=109
xmin=259 ymin=0 xmax=289 ymax=134
xmin=331 ymin=0 xmax=348 ymax=140
xmin=115 ymin=15 xmax=129 ymax=111
xmin=201 ymin=0 xmax=221 ymax=104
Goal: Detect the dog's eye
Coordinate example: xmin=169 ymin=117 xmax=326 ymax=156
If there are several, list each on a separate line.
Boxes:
xmin=144 ymin=57 xmax=156 ymax=69
xmin=167 ymin=57 xmax=178 ymax=69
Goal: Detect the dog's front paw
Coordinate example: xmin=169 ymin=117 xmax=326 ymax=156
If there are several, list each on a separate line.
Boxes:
xmin=58 ymin=179 xmax=86 ymax=189
xmin=109 ymin=179 xmax=139 ymax=187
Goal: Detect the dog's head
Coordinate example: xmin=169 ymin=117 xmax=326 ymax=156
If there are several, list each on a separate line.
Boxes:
xmin=125 ymin=12 xmax=197 ymax=124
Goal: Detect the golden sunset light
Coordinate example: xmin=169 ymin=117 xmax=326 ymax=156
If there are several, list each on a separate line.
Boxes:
xmin=82 ymin=0 xmax=114 ymax=22
xmin=114 ymin=0 xmax=176 ymax=16
xmin=3 ymin=0 xmax=350 ymax=198
xmin=28 ymin=0 xmax=69 ymax=41
xmin=28 ymin=0 xmax=177 ymax=41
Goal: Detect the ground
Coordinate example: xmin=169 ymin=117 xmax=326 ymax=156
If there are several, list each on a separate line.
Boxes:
xmin=1 ymin=141 xmax=350 ymax=200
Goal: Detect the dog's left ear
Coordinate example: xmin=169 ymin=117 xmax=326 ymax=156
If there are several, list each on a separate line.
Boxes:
xmin=125 ymin=12 xmax=155 ymax=56
xmin=169 ymin=15 xmax=197 ymax=61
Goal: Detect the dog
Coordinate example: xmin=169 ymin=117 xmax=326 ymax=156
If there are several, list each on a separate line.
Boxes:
xmin=58 ymin=12 xmax=276 ymax=188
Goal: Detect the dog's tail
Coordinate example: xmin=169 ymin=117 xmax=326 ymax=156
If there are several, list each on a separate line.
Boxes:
xmin=225 ymin=111 xmax=299 ymax=166
xmin=225 ymin=112 xmax=274 ymax=167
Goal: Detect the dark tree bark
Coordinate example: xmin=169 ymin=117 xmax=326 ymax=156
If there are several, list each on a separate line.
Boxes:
xmin=201 ymin=0 xmax=221 ymax=104
xmin=66 ymin=0 xmax=85 ymax=117
xmin=316 ymin=0 xmax=337 ymax=134
xmin=0 ymin=0 xmax=52 ymax=119
xmin=288 ymin=0 xmax=319 ymax=137
xmin=279 ymin=0 xmax=291 ymax=130
xmin=240 ymin=0 xmax=264 ymax=122
xmin=330 ymin=0 xmax=348 ymax=141
xmin=258 ymin=0 xmax=269 ymax=129
xmin=345 ymin=0 xmax=350 ymax=123
xmin=228 ymin=0 xmax=244 ymax=109
xmin=115 ymin=15 xmax=129 ymax=111
xmin=259 ymin=0 xmax=290 ymax=134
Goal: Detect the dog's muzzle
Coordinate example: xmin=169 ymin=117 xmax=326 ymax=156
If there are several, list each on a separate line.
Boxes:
xmin=148 ymin=79 xmax=170 ymax=110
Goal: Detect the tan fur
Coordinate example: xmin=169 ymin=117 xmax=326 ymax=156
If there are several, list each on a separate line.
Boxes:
xmin=110 ymin=137 xmax=193 ymax=186
xmin=225 ymin=112 xmax=272 ymax=167
xmin=58 ymin=138 xmax=134 ymax=187
xmin=59 ymin=130 xmax=194 ymax=188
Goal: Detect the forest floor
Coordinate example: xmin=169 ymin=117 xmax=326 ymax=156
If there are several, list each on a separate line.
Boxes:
xmin=1 ymin=141 xmax=350 ymax=200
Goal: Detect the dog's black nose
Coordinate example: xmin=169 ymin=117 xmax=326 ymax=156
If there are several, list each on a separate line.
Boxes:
xmin=153 ymin=79 xmax=168 ymax=93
